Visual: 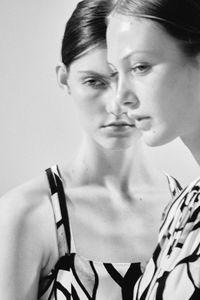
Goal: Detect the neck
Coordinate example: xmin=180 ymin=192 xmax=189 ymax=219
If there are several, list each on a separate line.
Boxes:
xmin=64 ymin=134 xmax=161 ymax=190
xmin=181 ymin=129 xmax=200 ymax=165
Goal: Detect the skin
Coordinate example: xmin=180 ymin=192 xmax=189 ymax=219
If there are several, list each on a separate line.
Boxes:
xmin=57 ymin=46 xmax=141 ymax=150
xmin=107 ymin=14 xmax=200 ymax=158
xmin=0 ymin=46 xmax=171 ymax=300
xmin=55 ymin=46 xmax=172 ymax=265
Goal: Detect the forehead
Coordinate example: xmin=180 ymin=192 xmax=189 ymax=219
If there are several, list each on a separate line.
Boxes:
xmin=69 ymin=46 xmax=110 ymax=74
xmin=107 ymin=14 xmax=184 ymax=64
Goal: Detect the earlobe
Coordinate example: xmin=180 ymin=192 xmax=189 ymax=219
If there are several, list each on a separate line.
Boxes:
xmin=56 ymin=62 xmax=71 ymax=94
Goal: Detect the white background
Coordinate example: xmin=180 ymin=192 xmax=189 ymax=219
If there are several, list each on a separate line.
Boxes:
xmin=0 ymin=0 xmax=199 ymax=195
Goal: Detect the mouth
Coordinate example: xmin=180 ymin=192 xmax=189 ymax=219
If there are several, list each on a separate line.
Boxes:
xmin=135 ymin=116 xmax=150 ymax=122
xmin=102 ymin=121 xmax=135 ymax=128
xmin=134 ymin=116 xmax=151 ymax=130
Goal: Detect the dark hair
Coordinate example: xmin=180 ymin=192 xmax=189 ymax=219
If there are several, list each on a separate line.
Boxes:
xmin=111 ymin=0 xmax=200 ymax=56
xmin=61 ymin=0 xmax=115 ymax=68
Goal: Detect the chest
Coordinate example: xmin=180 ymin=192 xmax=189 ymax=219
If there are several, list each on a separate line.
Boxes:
xmin=67 ymin=187 xmax=170 ymax=262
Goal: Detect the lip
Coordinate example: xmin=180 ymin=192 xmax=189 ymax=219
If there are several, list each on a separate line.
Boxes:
xmin=134 ymin=116 xmax=151 ymax=131
xmin=102 ymin=121 xmax=135 ymax=128
xmin=134 ymin=115 xmax=150 ymax=121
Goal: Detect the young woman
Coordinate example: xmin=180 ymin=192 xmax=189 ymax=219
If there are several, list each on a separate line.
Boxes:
xmin=0 ymin=0 xmax=173 ymax=299
xmin=107 ymin=0 xmax=200 ymax=298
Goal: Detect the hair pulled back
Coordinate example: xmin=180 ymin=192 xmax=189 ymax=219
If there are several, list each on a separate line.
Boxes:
xmin=112 ymin=0 xmax=200 ymax=56
xmin=61 ymin=0 xmax=115 ymax=68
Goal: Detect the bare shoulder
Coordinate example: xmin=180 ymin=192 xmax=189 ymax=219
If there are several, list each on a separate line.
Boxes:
xmin=0 ymin=172 xmax=58 ymax=276
xmin=0 ymin=174 xmax=49 ymax=217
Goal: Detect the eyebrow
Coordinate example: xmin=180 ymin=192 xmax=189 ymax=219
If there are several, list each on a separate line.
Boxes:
xmin=121 ymin=50 xmax=159 ymax=61
xmin=78 ymin=70 xmax=112 ymax=78
xmin=107 ymin=62 xmax=117 ymax=71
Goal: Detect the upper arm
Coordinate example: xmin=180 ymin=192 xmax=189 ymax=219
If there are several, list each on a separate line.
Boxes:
xmin=0 ymin=181 xmax=56 ymax=300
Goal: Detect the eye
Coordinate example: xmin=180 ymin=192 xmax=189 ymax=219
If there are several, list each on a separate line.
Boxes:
xmin=131 ymin=63 xmax=151 ymax=75
xmin=110 ymin=71 xmax=118 ymax=79
xmin=108 ymin=63 xmax=118 ymax=77
xmin=83 ymin=77 xmax=109 ymax=89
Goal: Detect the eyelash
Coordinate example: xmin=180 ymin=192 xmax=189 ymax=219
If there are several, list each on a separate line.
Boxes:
xmin=110 ymin=71 xmax=118 ymax=78
xmin=130 ymin=63 xmax=151 ymax=75
xmin=83 ymin=78 xmax=109 ymax=89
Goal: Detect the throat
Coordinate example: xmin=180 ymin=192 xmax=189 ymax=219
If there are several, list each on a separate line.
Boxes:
xmin=71 ymin=136 xmax=150 ymax=184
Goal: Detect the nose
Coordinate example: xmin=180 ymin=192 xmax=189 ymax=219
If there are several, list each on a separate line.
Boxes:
xmin=116 ymin=76 xmax=139 ymax=109
xmin=106 ymin=96 xmax=127 ymax=116
xmin=106 ymin=76 xmax=138 ymax=116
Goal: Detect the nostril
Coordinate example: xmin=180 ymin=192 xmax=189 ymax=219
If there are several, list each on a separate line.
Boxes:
xmin=124 ymin=98 xmax=138 ymax=106
xmin=124 ymin=101 xmax=133 ymax=105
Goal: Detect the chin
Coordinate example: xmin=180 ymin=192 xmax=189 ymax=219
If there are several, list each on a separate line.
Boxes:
xmin=142 ymin=129 xmax=176 ymax=147
xmin=97 ymin=136 xmax=138 ymax=151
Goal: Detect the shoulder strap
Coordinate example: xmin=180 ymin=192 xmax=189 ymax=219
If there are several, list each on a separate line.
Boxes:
xmin=160 ymin=173 xmax=183 ymax=223
xmin=165 ymin=173 xmax=183 ymax=198
xmin=46 ymin=166 xmax=71 ymax=255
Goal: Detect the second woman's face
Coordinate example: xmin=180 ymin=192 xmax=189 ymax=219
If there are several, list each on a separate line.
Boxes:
xmin=65 ymin=46 xmax=140 ymax=150
xmin=107 ymin=14 xmax=200 ymax=146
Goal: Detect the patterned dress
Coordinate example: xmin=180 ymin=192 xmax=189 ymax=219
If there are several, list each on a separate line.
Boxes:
xmin=39 ymin=165 xmax=146 ymax=300
xmin=38 ymin=165 xmax=200 ymax=299
xmin=133 ymin=175 xmax=200 ymax=299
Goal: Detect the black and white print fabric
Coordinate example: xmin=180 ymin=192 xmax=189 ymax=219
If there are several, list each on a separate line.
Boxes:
xmin=39 ymin=166 xmax=200 ymax=299
xmin=134 ymin=175 xmax=200 ymax=299
xmin=39 ymin=166 xmax=144 ymax=300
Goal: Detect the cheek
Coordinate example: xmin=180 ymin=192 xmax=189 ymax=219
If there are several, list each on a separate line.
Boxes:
xmin=72 ymin=93 xmax=105 ymax=128
xmin=72 ymin=88 xmax=96 ymax=110
xmin=141 ymin=70 xmax=183 ymax=117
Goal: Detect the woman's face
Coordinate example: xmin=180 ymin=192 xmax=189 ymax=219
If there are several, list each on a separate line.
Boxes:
xmin=58 ymin=46 xmax=140 ymax=150
xmin=107 ymin=14 xmax=200 ymax=147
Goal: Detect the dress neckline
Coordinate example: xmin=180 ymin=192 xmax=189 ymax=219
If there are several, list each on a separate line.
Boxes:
xmin=50 ymin=165 xmax=146 ymax=266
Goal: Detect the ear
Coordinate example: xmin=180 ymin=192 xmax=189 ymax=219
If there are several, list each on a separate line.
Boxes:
xmin=56 ymin=62 xmax=71 ymax=94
